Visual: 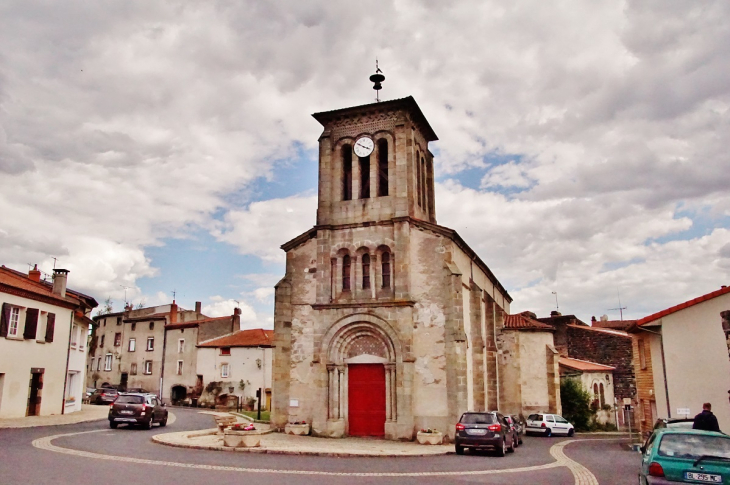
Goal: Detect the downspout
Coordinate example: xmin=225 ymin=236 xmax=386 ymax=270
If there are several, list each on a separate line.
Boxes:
xmin=61 ymin=311 xmax=73 ymax=415
xmin=637 ymin=326 xmax=670 ymax=418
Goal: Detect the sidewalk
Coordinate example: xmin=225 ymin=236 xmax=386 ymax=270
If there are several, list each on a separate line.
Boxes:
xmin=0 ymin=404 xmax=109 ymax=428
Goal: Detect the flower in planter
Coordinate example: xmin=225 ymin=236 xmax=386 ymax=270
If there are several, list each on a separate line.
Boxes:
xmin=230 ymin=423 xmax=256 ymax=431
xmin=289 ymin=420 xmax=307 ymax=425
xmin=420 ymin=428 xmax=437 ymax=433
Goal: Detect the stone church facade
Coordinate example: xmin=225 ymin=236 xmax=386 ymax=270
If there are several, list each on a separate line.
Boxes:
xmin=272 ymin=96 xmax=559 ymax=440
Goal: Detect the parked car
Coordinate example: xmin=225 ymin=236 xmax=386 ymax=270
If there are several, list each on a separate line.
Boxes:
xmin=509 ymin=414 xmax=525 ymax=445
xmin=108 ymin=393 xmax=168 ymax=429
xmin=89 ymin=388 xmax=118 ymax=405
xmin=525 ymin=413 xmax=575 ymax=437
xmin=639 ymin=428 xmax=730 ymax=484
xmin=653 ymin=418 xmax=695 ymax=431
xmin=124 ymin=387 xmax=150 ymax=394
xmin=454 ymin=411 xmax=516 ymax=456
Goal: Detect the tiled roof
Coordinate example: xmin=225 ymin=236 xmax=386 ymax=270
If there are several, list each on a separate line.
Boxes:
xmin=638 ymin=286 xmax=730 ymax=326
xmin=198 ymin=328 xmax=274 ymax=348
xmin=591 ymin=319 xmax=636 ymax=330
xmin=166 ymin=316 xmax=230 ymax=330
xmin=567 ymin=324 xmax=630 ymax=338
xmin=559 ymin=357 xmax=615 ymax=372
xmin=504 ymin=312 xmax=554 ymax=331
xmin=0 ymin=265 xmax=96 ymax=308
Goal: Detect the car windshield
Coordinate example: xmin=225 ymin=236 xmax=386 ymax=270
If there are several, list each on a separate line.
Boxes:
xmin=115 ymin=395 xmax=144 ymax=404
xmin=528 ymin=414 xmax=543 ymax=421
xmin=461 ymin=414 xmax=497 ymax=425
xmin=658 ymin=434 xmax=730 ymax=460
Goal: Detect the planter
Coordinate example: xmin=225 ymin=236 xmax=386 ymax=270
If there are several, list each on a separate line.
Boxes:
xmin=285 ymin=423 xmax=310 ymax=436
xmin=223 ymin=430 xmax=261 ymax=448
xmin=416 ymin=431 xmax=443 ymax=445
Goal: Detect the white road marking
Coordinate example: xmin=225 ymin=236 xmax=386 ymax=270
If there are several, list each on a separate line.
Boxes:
xmin=33 ymin=430 xmax=606 ymax=482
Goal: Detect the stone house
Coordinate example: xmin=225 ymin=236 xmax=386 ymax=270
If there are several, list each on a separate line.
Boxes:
xmin=272 ymin=96 xmax=561 ymax=440
xmin=628 ymin=285 xmax=730 ymax=436
xmin=0 ymin=265 xmax=97 ymax=417
xmin=559 ymin=357 xmax=616 ymax=425
xmin=196 ymin=329 xmax=273 ymax=410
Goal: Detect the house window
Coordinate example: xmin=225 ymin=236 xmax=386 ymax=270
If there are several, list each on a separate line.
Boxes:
xmin=146 ymin=337 xmax=154 ymax=351
xmin=100 ymin=335 xmax=105 ymax=347
xmin=639 ymin=339 xmax=647 ymax=370
xmin=599 ymin=382 xmax=605 ymax=408
xmin=342 ymin=145 xmax=352 ymax=201
xmin=104 ymin=354 xmax=113 ymax=371
xmin=378 ymin=139 xmax=388 ymax=197
xmin=131 ymin=322 xmax=136 ymax=331
xmin=130 ymin=363 xmax=137 ymax=375
xmin=128 ymin=338 xmax=136 ymax=352
xmin=177 ymin=360 xmax=183 ymax=375
xmin=70 ymin=325 xmax=79 ymax=347
xmin=178 ymin=339 xmax=185 ymax=353
xmin=44 ymin=313 xmax=55 ymax=343
xmin=144 ymin=361 xmax=152 ymax=374
xmin=220 ymin=363 xmax=229 ymax=378
xmin=149 ymin=322 xmax=154 ymax=330
xmin=359 ymin=155 xmax=370 ymax=199
xmin=381 ymin=252 xmax=391 ymax=288
xmin=114 ymin=332 xmax=121 ymax=347
xmin=116 ymin=317 xmax=122 ymax=325
xmin=220 ymin=347 xmax=231 ymax=356
xmin=362 ymin=253 xmax=371 ymax=289
xmin=342 ymin=254 xmax=351 ymax=291
xmin=8 ymin=307 xmax=20 ymax=337
xmin=96 ymin=357 xmax=101 ymax=371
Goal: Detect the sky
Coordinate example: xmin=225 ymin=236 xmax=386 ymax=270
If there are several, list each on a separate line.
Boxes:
xmin=1 ymin=1 xmax=729 ymax=329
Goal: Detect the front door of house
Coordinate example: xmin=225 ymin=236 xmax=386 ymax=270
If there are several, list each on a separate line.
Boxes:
xmin=348 ymin=364 xmax=385 ymax=437
xmin=27 ymin=369 xmax=44 ymax=416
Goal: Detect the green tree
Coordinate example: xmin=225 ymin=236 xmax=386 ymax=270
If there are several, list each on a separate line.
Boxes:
xmin=560 ymin=377 xmax=593 ymax=431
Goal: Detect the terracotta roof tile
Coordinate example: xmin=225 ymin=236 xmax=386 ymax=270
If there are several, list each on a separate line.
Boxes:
xmin=567 ymin=324 xmax=630 ymax=338
xmin=198 ymin=328 xmax=274 ymax=348
xmin=0 ymin=265 xmax=96 ymax=308
xmin=559 ymin=357 xmax=615 ymax=372
xmin=638 ymin=286 xmax=730 ymax=326
xmin=504 ymin=312 xmax=554 ymax=331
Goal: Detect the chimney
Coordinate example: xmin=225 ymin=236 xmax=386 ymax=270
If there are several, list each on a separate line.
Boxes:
xmin=195 ymin=301 xmax=202 ymax=314
xmin=591 ymin=316 xmax=597 ymax=323
xmin=29 ymin=264 xmax=41 ymax=283
xmin=52 ymin=269 xmax=69 ymax=298
xmin=233 ymin=307 xmax=242 ymax=332
xmin=550 ymin=310 xmax=562 ymax=317
xmin=170 ymin=300 xmax=178 ymax=324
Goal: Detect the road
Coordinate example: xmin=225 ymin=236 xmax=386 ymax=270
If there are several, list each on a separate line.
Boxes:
xmin=0 ymin=408 xmax=641 ymax=484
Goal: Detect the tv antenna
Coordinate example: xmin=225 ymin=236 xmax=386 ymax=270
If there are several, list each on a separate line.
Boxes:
xmin=51 ymin=257 xmax=58 ymax=269
xmin=369 ymin=59 xmax=385 ymax=102
xmin=172 ymin=289 xmax=177 ymax=301
xmin=234 ymin=300 xmax=240 ymax=309
xmin=551 ymin=291 xmax=559 ymax=311
xmin=119 ymin=285 xmax=131 ymax=304
xmin=608 ymin=289 xmax=627 ymax=320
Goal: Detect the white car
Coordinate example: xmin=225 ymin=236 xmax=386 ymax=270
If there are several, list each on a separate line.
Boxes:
xmin=525 ymin=413 xmax=575 ymax=437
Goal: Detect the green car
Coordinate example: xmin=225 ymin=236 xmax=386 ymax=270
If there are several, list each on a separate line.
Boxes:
xmin=639 ymin=428 xmax=730 ymax=484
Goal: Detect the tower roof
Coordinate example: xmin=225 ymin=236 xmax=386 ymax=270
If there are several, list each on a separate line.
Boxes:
xmin=312 ymin=96 xmax=438 ymax=142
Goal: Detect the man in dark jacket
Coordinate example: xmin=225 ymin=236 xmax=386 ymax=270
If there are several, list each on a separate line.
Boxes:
xmin=693 ymin=403 xmax=721 ymax=432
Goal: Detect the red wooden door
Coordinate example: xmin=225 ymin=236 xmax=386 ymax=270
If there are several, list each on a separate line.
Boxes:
xmin=348 ymin=364 xmax=386 ymax=437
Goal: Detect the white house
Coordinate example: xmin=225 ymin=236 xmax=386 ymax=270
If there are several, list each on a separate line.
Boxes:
xmin=559 ymin=356 xmax=616 ymax=424
xmin=196 ymin=329 xmax=273 ymax=410
xmin=0 ymin=265 xmax=97 ymax=418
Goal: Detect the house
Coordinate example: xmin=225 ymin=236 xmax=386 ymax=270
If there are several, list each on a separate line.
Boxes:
xmin=196 ymin=329 xmax=274 ymax=410
xmin=628 ymin=285 xmax=730 ymax=436
xmin=559 ymin=357 xmax=616 ymax=425
xmin=0 ymin=265 xmax=98 ymax=417
xmin=163 ymin=309 xmax=243 ymax=405
xmin=272 ymin=95 xmax=561 ymax=440
xmin=87 ymin=301 xmax=207 ymax=395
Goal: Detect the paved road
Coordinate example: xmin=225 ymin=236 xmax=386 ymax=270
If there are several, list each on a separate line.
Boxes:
xmin=0 ymin=408 xmax=641 ymax=485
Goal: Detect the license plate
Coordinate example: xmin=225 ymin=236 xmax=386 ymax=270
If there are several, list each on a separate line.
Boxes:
xmin=685 ymin=471 xmax=722 ymax=483
xmin=120 ymin=410 xmax=134 ymax=415
xmin=467 ymin=429 xmax=487 ymax=435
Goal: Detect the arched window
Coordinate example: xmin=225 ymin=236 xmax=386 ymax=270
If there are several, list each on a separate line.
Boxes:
xmin=342 ymin=145 xmax=352 ymax=201
xmin=415 ymin=151 xmax=422 ymax=207
xmin=360 ymin=155 xmax=370 ymax=198
xmin=381 ymin=252 xmax=391 ymax=288
xmin=342 ymin=254 xmax=351 ymax=291
xmin=378 ymin=139 xmax=388 ymax=197
xmin=362 ymin=253 xmax=370 ymax=289
xmin=420 ymin=156 xmax=427 ymax=211
xmin=599 ymin=382 xmax=605 ymax=408
xmin=593 ymin=383 xmax=599 ymax=408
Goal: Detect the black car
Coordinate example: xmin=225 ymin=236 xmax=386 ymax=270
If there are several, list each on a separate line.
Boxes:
xmin=109 ymin=393 xmax=168 ymax=429
xmin=505 ymin=415 xmax=524 ymax=446
xmin=89 ymin=387 xmax=118 ymax=405
xmin=455 ymin=411 xmax=516 ymax=456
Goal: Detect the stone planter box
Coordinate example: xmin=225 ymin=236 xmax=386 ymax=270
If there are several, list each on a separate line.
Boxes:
xmin=223 ymin=430 xmax=261 ymax=448
xmin=285 ymin=423 xmax=310 ymax=436
xmin=416 ymin=431 xmax=443 ymax=445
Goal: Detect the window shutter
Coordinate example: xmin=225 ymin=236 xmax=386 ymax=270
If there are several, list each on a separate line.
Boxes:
xmin=0 ymin=303 xmax=9 ymax=337
xmin=23 ymin=308 xmax=39 ymax=339
xmin=45 ymin=313 xmax=56 ymax=342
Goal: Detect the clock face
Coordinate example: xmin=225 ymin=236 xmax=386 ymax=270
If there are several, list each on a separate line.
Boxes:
xmin=354 ymin=136 xmax=374 ymax=157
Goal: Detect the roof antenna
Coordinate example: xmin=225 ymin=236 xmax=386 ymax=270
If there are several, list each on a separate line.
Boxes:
xmin=609 ymin=288 xmax=627 ymax=321
xmin=369 ymin=59 xmax=385 ymax=102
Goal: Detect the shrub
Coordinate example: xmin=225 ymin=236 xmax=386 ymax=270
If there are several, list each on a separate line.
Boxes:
xmin=560 ymin=378 xmax=593 ymax=431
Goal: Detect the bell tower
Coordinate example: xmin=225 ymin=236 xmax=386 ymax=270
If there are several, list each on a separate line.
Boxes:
xmin=312 ymin=95 xmax=438 ymax=227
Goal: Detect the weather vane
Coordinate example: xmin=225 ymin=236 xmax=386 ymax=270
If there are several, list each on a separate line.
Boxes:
xmin=369 ymin=59 xmax=385 ymax=102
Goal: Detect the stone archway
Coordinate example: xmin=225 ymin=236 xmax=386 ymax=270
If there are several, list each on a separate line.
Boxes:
xmin=320 ymin=315 xmax=400 ymax=437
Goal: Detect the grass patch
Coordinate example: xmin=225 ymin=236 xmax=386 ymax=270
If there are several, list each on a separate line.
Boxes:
xmin=238 ymin=410 xmax=270 ymax=422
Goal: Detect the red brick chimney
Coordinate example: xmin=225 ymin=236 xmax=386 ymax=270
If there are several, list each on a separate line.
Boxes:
xmin=232 ymin=307 xmax=241 ymax=332
xmin=28 ymin=264 xmax=41 ymax=282
xmin=195 ymin=301 xmax=202 ymax=314
xmin=170 ymin=300 xmax=178 ymax=324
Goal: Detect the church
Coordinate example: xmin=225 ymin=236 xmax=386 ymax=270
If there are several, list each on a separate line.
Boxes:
xmin=272 ymin=87 xmax=561 ymax=440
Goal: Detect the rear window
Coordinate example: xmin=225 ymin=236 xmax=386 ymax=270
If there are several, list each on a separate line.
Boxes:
xmin=528 ymin=414 xmax=543 ymax=421
xmin=461 ymin=414 xmax=497 ymax=425
xmin=658 ymin=434 xmax=730 ymax=460
xmin=115 ymin=395 xmax=144 ymax=404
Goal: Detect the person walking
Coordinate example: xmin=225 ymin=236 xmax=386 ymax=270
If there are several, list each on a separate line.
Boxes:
xmin=693 ymin=403 xmax=720 ymax=432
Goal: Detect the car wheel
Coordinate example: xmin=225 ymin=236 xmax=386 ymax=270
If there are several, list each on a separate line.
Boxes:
xmin=455 ymin=444 xmax=464 ymax=455
xmin=95 ymin=397 xmax=103 ymax=405
xmin=507 ymin=437 xmax=515 ymax=453
xmin=518 ymin=436 xmax=523 ymax=445
xmin=109 ymin=421 xmax=117 ymax=429
xmin=145 ymin=417 xmax=153 ymax=430
xmin=512 ymin=432 xmax=519 ymax=447
xmin=496 ymin=439 xmax=506 ymax=457
xmin=545 ymin=428 xmax=552 ymax=437
xmin=568 ymin=428 xmax=574 ymax=437
xmin=160 ymin=415 xmax=167 ymax=427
